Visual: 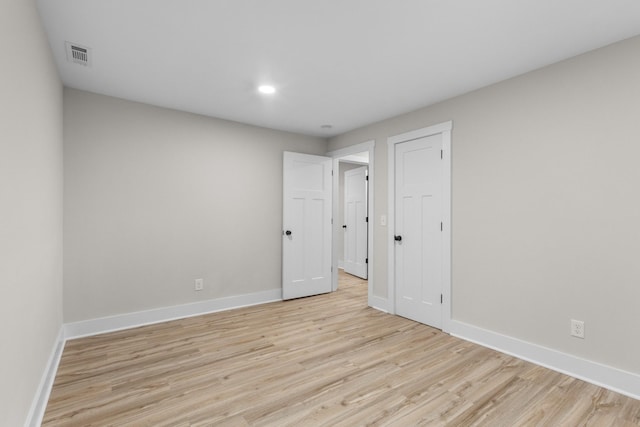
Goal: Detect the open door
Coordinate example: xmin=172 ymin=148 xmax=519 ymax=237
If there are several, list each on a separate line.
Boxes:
xmin=343 ymin=166 xmax=368 ymax=279
xmin=282 ymin=151 xmax=333 ymax=300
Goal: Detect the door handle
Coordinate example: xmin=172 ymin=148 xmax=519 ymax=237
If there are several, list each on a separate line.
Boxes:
xmin=342 ymin=225 xmax=347 ymax=229
xmin=284 ymin=230 xmax=292 ymax=236
xmin=394 ymin=235 xmax=402 ymax=242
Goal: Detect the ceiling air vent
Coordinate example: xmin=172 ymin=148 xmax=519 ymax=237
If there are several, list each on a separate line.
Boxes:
xmin=65 ymin=42 xmax=91 ymax=67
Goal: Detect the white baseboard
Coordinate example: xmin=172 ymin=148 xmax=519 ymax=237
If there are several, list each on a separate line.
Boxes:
xmin=369 ymin=295 xmax=389 ymax=313
xmin=449 ymin=320 xmax=640 ymax=400
xmin=64 ymin=289 xmax=282 ymax=340
xmin=25 ymin=326 xmax=65 ymax=427
xmin=338 ymin=260 xmax=344 ymax=269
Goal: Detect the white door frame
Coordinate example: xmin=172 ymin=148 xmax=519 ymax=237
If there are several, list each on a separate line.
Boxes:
xmin=327 ymin=140 xmax=375 ymax=307
xmin=388 ymin=121 xmax=452 ymax=333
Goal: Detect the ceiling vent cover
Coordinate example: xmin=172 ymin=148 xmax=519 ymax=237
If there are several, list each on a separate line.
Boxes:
xmin=65 ymin=42 xmax=91 ymax=67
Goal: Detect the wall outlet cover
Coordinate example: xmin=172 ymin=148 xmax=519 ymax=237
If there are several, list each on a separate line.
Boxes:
xmin=570 ymin=319 xmax=585 ymax=339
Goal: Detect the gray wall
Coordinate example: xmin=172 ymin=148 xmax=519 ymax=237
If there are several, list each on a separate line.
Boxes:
xmin=64 ymin=89 xmax=328 ymax=322
xmin=0 ymin=0 xmax=63 ymax=425
xmin=329 ymin=35 xmax=640 ymax=374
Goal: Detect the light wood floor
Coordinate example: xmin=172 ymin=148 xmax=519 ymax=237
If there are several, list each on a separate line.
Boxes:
xmin=44 ymin=271 xmax=640 ymax=426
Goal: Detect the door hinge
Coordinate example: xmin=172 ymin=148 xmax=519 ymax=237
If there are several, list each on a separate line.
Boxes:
xmin=441 ymin=294 xmax=443 ymax=304
xmin=440 ymin=222 xmax=443 ymax=231
xmin=331 ymin=218 xmax=333 ymax=224
xmin=366 ymin=216 xmax=368 ymax=222
xmin=365 ymin=258 xmax=368 ymax=264
xmin=331 ymin=266 xmax=333 ymax=272
xmin=366 ymin=175 xmax=369 ymax=181
xmin=441 ymin=149 xmax=443 ymax=159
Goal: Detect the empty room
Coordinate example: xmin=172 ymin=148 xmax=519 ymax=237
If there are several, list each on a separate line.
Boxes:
xmin=3 ymin=0 xmax=640 ymax=425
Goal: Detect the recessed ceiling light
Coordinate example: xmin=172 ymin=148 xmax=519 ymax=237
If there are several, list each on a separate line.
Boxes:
xmin=321 ymin=124 xmax=333 ymax=129
xmin=258 ymin=85 xmax=276 ymax=95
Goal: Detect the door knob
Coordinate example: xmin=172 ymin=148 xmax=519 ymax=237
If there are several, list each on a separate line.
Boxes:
xmin=394 ymin=235 xmax=402 ymax=242
xmin=285 ymin=230 xmax=292 ymax=236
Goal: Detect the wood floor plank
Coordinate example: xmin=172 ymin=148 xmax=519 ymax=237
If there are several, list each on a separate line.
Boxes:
xmin=43 ymin=271 xmax=640 ymax=426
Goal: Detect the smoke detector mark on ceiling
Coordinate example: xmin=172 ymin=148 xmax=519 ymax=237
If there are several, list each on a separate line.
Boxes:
xmin=65 ymin=42 xmax=91 ymax=67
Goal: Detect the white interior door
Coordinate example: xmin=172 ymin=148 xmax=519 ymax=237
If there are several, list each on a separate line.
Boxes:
xmin=394 ymin=134 xmax=443 ymax=327
xmin=344 ymin=166 xmax=368 ymax=279
xmin=282 ymin=151 xmax=333 ymax=300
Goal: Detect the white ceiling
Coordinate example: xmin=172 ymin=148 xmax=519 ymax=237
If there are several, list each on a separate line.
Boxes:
xmin=37 ymin=0 xmax=640 ymax=137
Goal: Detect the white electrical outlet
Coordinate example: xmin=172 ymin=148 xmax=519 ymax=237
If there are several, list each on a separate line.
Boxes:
xmin=194 ymin=278 xmax=204 ymax=291
xmin=570 ymin=319 xmax=585 ymax=339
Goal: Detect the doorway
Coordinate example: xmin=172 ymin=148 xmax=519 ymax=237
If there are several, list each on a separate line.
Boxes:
xmin=327 ymin=141 xmax=375 ymax=306
xmin=341 ymin=162 xmax=368 ymax=279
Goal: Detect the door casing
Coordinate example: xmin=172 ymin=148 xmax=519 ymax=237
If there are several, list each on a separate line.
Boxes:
xmin=387 ymin=121 xmax=452 ymax=333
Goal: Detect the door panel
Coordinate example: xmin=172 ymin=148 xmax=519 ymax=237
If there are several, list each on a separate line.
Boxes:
xmin=283 ymin=152 xmax=332 ymax=300
xmin=308 ymin=198 xmax=326 ymax=277
xmin=395 ymin=135 xmax=443 ymax=327
xmin=344 ymin=166 xmax=368 ymax=279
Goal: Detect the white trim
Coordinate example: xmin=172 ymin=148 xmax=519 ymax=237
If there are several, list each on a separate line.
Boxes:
xmin=64 ymin=289 xmax=282 ymax=339
xmin=387 ymin=121 xmax=453 ymax=332
xmin=337 ymin=259 xmax=344 ymax=269
xmin=449 ymin=320 xmax=640 ymax=400
xmin=339 ymin=159 xmax=368 ymax=166
xmin=25 ymin=327 xmax=65 ymax=427
xmin=327 ymin=140 xmax=376 ymax=309
xmin=441 ymin=127 xmax=452 ymax=332
xmin=387 ymin=121 xmax=453 ymax=145
xmin=326 ymin=140 xmax=374 ymax=159
xmin=369 ymin=295 xmax=390 ymax=313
